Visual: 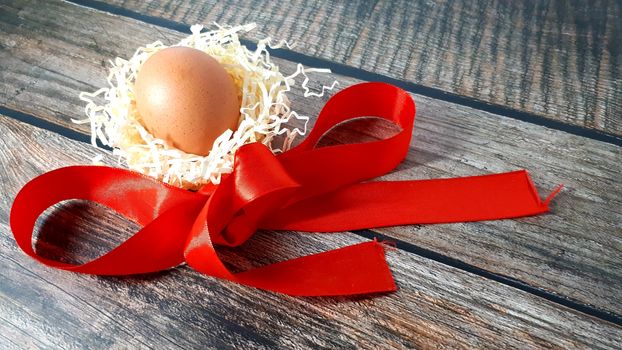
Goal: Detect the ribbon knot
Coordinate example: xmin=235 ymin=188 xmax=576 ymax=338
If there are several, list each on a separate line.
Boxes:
xmin=203 ymin=142 xmax=300 ymax=247
xmin=10 ymin=82 xmax=561 ymax=296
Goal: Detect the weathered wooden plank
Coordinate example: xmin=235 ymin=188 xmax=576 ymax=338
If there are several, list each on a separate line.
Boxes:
xmin=1 ymin=0 xmax=620 ymax=314
xmin=98 ymin=0 xmax=622 ymax=136
xmin=1 ymin=113 xmax=621 ymax=349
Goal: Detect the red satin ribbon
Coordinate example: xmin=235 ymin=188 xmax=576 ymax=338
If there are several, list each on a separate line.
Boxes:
xmin=10 ymin=82 xmax=561 ymax=296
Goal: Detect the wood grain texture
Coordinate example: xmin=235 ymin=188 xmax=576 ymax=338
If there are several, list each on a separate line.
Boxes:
xmin=100 ymin=0 xmax=622 ymax=136
xmin=1 ymin=113 xmax=621 ymax=349
xmin=1 ymin=0 xmax=620 ymax=315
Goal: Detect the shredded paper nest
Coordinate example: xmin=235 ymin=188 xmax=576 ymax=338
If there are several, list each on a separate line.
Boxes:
xmin=76 ymin=23 xmax=337 ymax=190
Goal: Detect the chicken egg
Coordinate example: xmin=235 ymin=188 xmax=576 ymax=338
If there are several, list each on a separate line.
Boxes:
xmin=134 ymin=47 xmax=240 ymax=156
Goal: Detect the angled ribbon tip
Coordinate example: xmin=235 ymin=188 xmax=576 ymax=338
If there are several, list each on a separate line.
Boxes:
xmin=544 ymin=184 xmax=565 ymax=207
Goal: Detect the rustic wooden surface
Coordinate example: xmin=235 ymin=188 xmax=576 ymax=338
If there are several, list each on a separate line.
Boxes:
xmin=0 ymin=0 xmax=621 ymax=348
xmin=100 ymin=0 xmax=622 ymax=136
xmin=1 ymin=0 xmax=621 ymax=317
xmin=1 ymin=113 xmax=621 ymax=349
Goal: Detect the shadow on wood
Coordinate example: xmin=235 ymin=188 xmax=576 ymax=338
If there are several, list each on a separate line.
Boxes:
xmin=34 ymin=200 xmax=136 ymax=265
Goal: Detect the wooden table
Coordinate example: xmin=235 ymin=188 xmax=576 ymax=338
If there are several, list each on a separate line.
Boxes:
xmin=1 ymin=0 xmax=620 ymax=348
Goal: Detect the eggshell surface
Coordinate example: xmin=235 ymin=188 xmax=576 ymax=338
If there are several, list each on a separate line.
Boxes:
xmin=134 ymin=47 xmax=240 ymax=155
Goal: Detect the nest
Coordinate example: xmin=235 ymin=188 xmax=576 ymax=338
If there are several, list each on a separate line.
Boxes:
xmin=76 ymin=23 xmax=337 ymax=189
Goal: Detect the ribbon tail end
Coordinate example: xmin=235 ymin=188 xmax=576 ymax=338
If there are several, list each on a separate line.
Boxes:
xmin=234 ymin=240 xmax=397 ymax=297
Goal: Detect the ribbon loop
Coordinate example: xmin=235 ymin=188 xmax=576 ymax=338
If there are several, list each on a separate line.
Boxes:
xmin=291 ymin=82 xmax=414 ymax=154
xmin=274 ymin=83 xmax=416 ymax=206
xmin=11 ymin=166 xmax=205 ymax=274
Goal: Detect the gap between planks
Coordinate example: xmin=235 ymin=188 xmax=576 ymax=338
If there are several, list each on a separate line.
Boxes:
xmin=66 ymin=0 xmax=622 ymax=147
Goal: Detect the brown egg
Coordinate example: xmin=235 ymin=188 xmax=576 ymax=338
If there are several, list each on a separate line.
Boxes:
xmin=134 ymin=47 xmax=240 ymax=155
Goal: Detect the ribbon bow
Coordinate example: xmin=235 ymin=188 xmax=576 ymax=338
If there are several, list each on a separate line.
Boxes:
xmin=11 ymin=82 xmax=561 ymax=296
